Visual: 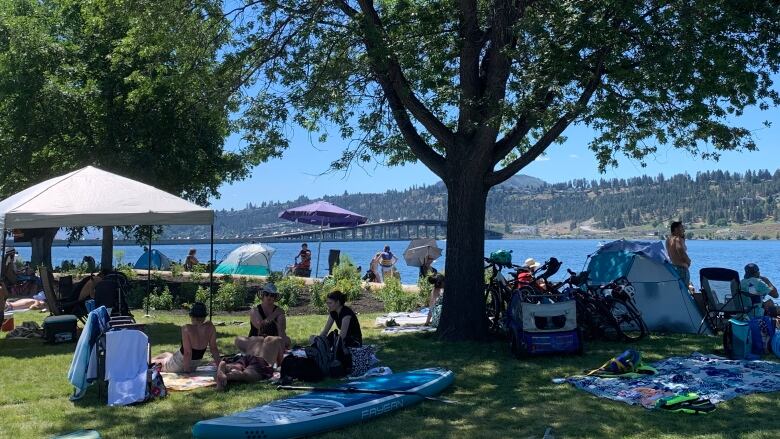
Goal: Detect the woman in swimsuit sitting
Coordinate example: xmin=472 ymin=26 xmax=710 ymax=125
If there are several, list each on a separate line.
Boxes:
xmin=152 ymin=302 xmax=220 ymax=373
xmin=245 ymin=283 xmax=289 ymax=343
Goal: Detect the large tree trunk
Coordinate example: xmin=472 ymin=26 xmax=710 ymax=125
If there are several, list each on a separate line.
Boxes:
xmin=101 ymin=226 xmax=113 ymax=270
xmin=436 ymin=165 xmax=489 ymax=341
xmin=30 ymin=228 xmax=57 ymax=270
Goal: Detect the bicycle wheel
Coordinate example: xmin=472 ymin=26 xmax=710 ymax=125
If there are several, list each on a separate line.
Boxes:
xmin=607 ymin=298 xmax=647 ymax=341
xmin=485 ymin=286 xmax=503 ymax=333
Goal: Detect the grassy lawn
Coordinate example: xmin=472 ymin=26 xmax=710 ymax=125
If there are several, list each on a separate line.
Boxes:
xmin=1 ymin=310 xmax=778 ymax=439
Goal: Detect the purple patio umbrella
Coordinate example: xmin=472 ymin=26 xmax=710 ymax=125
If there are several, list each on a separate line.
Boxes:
xmin=279 ymin=201 xmax=368 ymax=277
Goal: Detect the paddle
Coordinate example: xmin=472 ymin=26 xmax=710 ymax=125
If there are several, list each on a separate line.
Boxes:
xmin=276 ymin=385 xmax=459 ymax=404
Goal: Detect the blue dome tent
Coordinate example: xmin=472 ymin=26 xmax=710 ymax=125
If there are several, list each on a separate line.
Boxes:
xmin=134 ymin=249 xmax=172 ymax=271
xmin=586 ymin=239 xmax=708 ymax=334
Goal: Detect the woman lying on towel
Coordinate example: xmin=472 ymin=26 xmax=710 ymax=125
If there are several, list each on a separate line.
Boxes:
xmin=215 ymin=354 xmax=274 ymax=392
xmin=152 ymin=302 xmax=220 ymax=373
xmin=1 ymin=285 xmax=45 ymax=312
xmin=234 ymin=335 xmax=287 ymax=368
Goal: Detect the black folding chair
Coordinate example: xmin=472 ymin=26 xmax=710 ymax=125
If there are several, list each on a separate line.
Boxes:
xmin=94 ymin=272 xmax=132 ymax=318
xmin=698 ymin=268 xmax=754 ymax=333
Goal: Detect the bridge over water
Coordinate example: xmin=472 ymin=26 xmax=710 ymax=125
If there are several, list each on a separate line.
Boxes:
xmin=260 ymin=219 xmax=503 ymax=243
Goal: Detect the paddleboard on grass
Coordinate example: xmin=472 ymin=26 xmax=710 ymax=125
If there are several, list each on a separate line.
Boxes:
xmin=192 ymin=367 xmax=454 ymax=439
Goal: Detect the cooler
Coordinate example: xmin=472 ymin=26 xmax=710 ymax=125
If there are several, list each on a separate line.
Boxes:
xmin=43 ymin=314 xmax=78 ymax=343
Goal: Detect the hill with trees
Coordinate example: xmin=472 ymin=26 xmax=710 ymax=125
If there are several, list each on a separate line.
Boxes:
xmin=166 ymin=169 xmax=780 ymax=240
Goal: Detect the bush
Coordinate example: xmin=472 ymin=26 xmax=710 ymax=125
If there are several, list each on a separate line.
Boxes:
xmin=126 ymin=284 xmax=147 ymax=309
xmin=275 ymin=276 xmax=305 ymax=311
xmin=177 ymin=282 xmax=199 ymax=305
xmin=116 ymin=264 xmax=137 ymax=280
xmin=417 ymin=275 xmax=434 ymax=308
xmin=143 ymin=286 xmax=174 ymax=311
xmin=377 ymin=277 xmax=425 ymax=312
xmin=214 ymin=281 xmax=247 ymax=312
xmin=330 ymin=256 xmax=364 ymax=302
xmin=170 ymin=262 xmax=184 ymax=278
xmin=267 ymin=271 xmax=284 ymax=284
xmin=309 ymin=280 xmax=330 ymax=314
xmin=195 ymin=286 xmax=211 ymax=308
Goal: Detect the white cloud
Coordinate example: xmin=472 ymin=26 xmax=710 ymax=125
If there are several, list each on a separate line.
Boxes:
xmin=569 ymin=154 xmax=579 ymax=159
xmin=535 ymin=156 xmax=551 ymax=162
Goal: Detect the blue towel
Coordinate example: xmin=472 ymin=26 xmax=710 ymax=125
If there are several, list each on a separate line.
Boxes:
xmin=67 ymin=306 xmax=110 ymax=400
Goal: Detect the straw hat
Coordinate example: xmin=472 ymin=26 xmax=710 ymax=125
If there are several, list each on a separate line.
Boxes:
xmin=524 ymin=258 xmax=542 ymax=270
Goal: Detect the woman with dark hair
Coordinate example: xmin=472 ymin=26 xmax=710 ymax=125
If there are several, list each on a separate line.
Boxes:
xmin=318 ymin=290 xmax=362 ymax=347
xmin=152 ymin=302 xmax=220 ymax=373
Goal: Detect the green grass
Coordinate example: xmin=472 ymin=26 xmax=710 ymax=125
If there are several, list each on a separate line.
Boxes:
xmin=2 ymin=311 xmax=779 ymax=438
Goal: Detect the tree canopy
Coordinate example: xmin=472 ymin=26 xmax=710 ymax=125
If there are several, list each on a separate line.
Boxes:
xmin=0 ymin=0 xmax=267 ymax=204
xmin=223 ymin=0 xmax=779 ymax=340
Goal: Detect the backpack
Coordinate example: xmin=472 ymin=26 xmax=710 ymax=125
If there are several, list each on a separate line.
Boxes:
xmin=749 ymin=316 xmax=776 ymax=356
xmin=723 ymin=318 xmax=758 ymax=360
xmin=488 ymin=250 xmax=513 ymax=267
xmin=281 ymin=356 xmax=324 ymax=382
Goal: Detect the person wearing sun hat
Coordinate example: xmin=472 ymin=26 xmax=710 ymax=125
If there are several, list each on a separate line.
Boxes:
xmin=152 ymin=302 xmax=220 ymax=373
xmin=247 ymin=283 xmax=288 ymax=342
xmin=2 ymin=247 xmax=18 ymax=290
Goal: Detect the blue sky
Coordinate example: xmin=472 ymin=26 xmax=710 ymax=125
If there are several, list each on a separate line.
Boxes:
xmin=210 ymin=104 xmax=780 ymax=210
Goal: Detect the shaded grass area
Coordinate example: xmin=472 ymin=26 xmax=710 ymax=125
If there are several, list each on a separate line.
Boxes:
xmin=1 ymin=310 xmax=778 ymax=438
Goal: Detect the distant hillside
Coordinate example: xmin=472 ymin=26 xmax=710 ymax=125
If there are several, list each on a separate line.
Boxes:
xmin=166 ymin=169 xmax=780 ymax=239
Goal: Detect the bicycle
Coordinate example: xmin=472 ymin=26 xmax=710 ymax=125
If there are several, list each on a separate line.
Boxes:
xmin=483 ymin=257 xmax=523 ymax=334
xmin=558 ymin=269 xmax=646 ymax=342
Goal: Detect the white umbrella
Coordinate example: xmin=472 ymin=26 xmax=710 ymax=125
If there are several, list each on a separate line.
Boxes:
xmin=403 ymin=238 xmax=442 ymax=267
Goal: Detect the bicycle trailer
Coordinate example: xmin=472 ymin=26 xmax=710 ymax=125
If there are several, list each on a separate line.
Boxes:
xmin=506 ymin=291 xmax=583 ymax=357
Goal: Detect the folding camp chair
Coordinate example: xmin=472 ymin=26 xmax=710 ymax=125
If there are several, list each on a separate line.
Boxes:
xmin=698 ymin=268 xmax=754 ymax=334
xmin=94 ymin=272 xmax=132 ymax=318
xmin=40 ymin=266 xmax=88 ymax=322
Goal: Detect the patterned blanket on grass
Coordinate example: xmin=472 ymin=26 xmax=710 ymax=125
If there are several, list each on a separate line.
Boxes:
xmin=161 ymin=365 xmax=217 ymax=391
xmin=567 ymin=352 xmax=780 ymax=409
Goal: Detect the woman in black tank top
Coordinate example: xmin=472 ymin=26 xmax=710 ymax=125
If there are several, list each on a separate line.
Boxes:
xmin=248 ymin=283 xmax=288 ymax=343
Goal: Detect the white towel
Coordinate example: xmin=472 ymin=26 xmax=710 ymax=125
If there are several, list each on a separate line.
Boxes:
xmin=105 ymin=330 xmax=148 ymax=406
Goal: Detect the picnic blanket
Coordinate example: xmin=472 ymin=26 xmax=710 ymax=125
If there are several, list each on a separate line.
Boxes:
xmin=374 ymin=311 xmax=428 ymax=327
xmin=161 ymin=365 xmax=217 ymax=391
xmin=381 ymin=325 xmax=436 ymax=335
xmin=566 ymin=352 xmax=780 ymax=409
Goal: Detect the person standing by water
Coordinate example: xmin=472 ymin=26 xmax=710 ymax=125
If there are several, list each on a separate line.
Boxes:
xmin=666 ymin=221 xmax=691 ymax=288
xmin=378 ymin=245 xmax=398 ymax=282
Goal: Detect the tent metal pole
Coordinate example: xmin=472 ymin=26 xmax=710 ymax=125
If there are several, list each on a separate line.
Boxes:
xmin=315 ymin=223 xmax=323 ymax=278
xmin=145 ymin=227 xmax=152 ymax=316
xmin=1 ymin=228 xmax=6 ymax=279
xmin=209 ymin=224 xmax=214 ymax=320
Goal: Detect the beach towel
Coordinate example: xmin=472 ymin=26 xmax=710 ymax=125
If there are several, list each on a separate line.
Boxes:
xmin=381 ymin=325 xmax=436 ymax=334
xmin=374 ymin=312 xmax=429 ymax=327
xmin=565 ymin=352 xmax=780 ymax=409
xmin=160 ymin=365 xmax=217 ymax=391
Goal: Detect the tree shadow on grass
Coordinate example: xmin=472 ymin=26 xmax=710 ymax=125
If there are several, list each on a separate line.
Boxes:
xmin=44 ymin=330 xmax=780 ymax=439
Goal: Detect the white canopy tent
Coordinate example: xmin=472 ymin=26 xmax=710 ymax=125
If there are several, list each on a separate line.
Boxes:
xmin=0 ymin=166 xmax=216 ymax=316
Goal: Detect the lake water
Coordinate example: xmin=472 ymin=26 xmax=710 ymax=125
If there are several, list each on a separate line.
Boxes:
xmin=10 ymin=239 xmax=780 ymax=289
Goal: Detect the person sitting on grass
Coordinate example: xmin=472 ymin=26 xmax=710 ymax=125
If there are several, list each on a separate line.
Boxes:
xmin=184 ymin=248 xmax=199 ymax=271
xmin=152 ymin=302 xmax=220 ymax=373
xmin=740 ymin=263 xmax=779 ymax=317
xmin=316 ymin=290 xmax=362 ymax=348
xmin=215 ymin=354 xmax=274 ymax=392
xmin=245 ymin=283 xmax=290 ymax=347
